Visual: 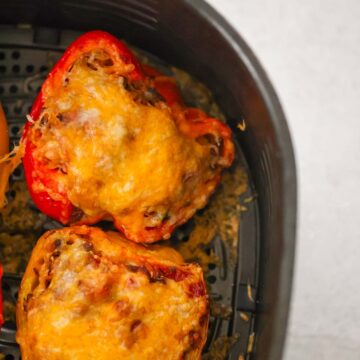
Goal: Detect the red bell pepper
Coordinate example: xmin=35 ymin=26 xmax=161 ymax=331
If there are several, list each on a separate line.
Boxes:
xmin=22 ymin=30 xmax=234 ymax=242
xmin=142 ymin=64 xmax=184 ymax=106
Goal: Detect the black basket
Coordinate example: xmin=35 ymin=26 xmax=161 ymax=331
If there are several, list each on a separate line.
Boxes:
xmin=0 ymin=1 xmax=297 ymax=359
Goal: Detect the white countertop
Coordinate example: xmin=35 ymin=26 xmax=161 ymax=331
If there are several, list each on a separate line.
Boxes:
xmin=206 ymin=0 xmax=360 ymax=359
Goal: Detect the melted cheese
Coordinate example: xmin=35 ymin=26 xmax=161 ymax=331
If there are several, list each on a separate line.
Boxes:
xmin=30 ymin=52 xmax=219 ymax=240
xmin=17 ymin=226 xmax=208 ymax=360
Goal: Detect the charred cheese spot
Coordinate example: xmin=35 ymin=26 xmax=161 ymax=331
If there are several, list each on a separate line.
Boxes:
xmin=16 ymin=226 xmax=209 ymax=360
xmin=29 ymin=50 xmax=228 ymax=241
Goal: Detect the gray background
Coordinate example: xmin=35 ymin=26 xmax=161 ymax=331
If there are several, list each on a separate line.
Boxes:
xmin=206 ymin=0 xmax=360 ymax=359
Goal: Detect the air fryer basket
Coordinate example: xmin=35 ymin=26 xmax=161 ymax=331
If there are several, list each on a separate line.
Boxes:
xmin=0 ymin=1 xmax=297 ymax=359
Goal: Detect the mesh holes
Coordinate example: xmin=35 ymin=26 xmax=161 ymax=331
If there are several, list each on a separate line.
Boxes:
xmin=9 ymin=85 xmax=18 ymax=94
xmin=11 ymin=51 xmax=20 ymax=60
xmin=208 ymin=263 xmax=216 ymax=270
xmin=26 ymin=65 xmax=34 ymax=73
xmin=12 ymin=167 xmax=23 ymax=180
xmin=9 ymin=124 xmax=20 ymax=136
xmin=12 ymin=65 xmax=20 ymax=74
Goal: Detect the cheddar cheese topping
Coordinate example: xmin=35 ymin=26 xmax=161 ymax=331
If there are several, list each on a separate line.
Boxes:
xmin=30 ymin=50 xmax=225 ymax=241
xmin=16 ymin=226 xmax=209 ymax=360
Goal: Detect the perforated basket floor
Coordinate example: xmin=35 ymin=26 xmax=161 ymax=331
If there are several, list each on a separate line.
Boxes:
xmin=0 ymin=26 xmax=259 ymax=360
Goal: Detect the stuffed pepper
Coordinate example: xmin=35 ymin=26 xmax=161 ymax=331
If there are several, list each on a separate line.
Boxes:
xmin=16 ymin=226 xmax=209 ymax=360
xmin=22 ymin=31 xmax=234 ymax=243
